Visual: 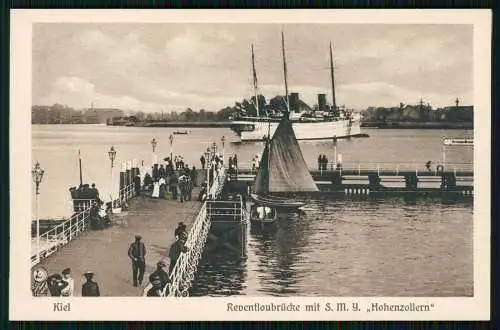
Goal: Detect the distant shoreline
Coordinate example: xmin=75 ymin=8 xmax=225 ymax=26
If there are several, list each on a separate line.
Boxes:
xmin=32 ymin=120 xmax=473 ymax=130
xmin=361 ymin=121 xmax=473 ymax=129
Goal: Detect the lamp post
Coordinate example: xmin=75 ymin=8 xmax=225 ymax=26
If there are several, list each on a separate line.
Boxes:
xmin=221 ymin=135 xmax=226 ymax=164
xmin=32 ymin=161 xmax=44 ymax=264
xmin=151 ymin=138 xmax=157 ymax=167
xmin=333 ymin=135 xmax=338 ymax=170
xmin=169 ymin=134 xmax=174 ymax=162
xmin=204 ymin=148 xmax=211 ymax=189
xmin=108 ymin=146 xmax=117 ymax=208
xmin=442 ymin=137 xmax=446 ymax=170
xmin=151 ymin=138 xmax=157 ymax=153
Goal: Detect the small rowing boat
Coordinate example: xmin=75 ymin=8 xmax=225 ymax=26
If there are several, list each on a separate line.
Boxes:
xmin=443 ymin=137 xmax=473 ymax=146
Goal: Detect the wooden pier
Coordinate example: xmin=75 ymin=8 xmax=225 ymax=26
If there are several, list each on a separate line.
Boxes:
xmin=31 ymin=189 xmax=202 ymax=296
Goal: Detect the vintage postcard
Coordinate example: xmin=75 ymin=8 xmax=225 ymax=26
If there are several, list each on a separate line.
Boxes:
xmin=10 ymin=9 xmax=490 ymax=320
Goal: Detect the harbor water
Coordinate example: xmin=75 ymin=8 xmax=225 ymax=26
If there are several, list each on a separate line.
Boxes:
xmin=32 ymin=124 xmax=473 ymax=296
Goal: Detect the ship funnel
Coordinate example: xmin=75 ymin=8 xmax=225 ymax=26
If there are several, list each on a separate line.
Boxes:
xmin=318 ymin=94 xmax=326 ymax=112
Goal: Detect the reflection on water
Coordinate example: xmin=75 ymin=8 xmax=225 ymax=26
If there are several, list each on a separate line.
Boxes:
xmin=190 ymin=197 xmax=473 ymax=297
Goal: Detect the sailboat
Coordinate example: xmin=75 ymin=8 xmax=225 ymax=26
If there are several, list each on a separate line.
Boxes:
xmin=250 ymin=32 xmax=319 ymax=222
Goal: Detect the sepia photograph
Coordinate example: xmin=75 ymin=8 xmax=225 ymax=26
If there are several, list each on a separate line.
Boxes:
xmin=10 ymin=9 xmax=490 ymax=321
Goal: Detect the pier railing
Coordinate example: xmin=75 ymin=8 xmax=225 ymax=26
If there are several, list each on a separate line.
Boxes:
xmin=32 ymin=182 xmax=138 ymax=267
xmin=155 ymin=166 xmax=238 ymax=297
xmin=163 ymin=202 xmax=211 ymax=297
xmin=236 ymin=162 xmax=473 ymax=176
xmin=114 ymin=183 xmax=136 ymax=209
xmin=31 ymin=204 xmax=94 ymax=267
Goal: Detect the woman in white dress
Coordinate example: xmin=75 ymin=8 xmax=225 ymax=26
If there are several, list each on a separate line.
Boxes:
xmin=152 ymin=181 xmax=160 ymax=198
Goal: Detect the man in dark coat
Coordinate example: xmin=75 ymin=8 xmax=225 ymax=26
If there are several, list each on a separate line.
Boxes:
xmin=169 ymin=172 xmax=178 ymax=200
xmin=149 ymin=261 xmax=169 ymax=290
xmin=174 ymin=222 xmax=187 ymax=239
xmin=190 ymin=166 xmax=198 ymax=187
xmin=134 ymin=174 xmax=141 ymax=196
xmin=128 ymin=235 xmax=146 ymax=287
xmin=168 ymin=236 xmax=188 ymax=274
xmin=159 ymin=164 xmax=166 ymax=178
xmin=81 ymin=271 xmax=100 ymax=296
xmin=233 ymin=154 xmax=238 ymax=168
xmin=200 ymin=155 xmax=206 ymax=169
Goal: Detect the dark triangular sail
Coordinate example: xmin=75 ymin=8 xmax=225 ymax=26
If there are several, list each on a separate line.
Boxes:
xmin=253 ymin=141 xmax=270 ymax=195
xmin=266 ymin=118 xmax=318 ymax=193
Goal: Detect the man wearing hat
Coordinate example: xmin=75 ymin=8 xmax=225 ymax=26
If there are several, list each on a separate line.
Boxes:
xmin=174 ymin=222 xmax=187 ymax=239
xmin=168 ymin=235 xmax=189 ymax=274
xmin=81 ymin=271 xmax=100 ymax=296
xmin=60 ymin=268 xmax=74 ymax=297
xmin=128 ymin=235 xmax=147 ymax=287
xmin=149 ymin=261 xmax=169 ymax=290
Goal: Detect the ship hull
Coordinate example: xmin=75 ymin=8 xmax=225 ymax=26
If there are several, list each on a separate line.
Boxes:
xmin=232 ymin=116 xmax=362 ymax=141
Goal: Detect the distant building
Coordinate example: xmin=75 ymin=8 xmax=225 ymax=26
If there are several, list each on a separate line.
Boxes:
xmin=95 ymin=108 xmax=125 ymax=123
xmin=32 ymin=106 xmax=50 ymax=124
xmin=84 ymin=108 xmax=99 ymax=124
xmin=441 ymin=105 xmax=473 ymax=122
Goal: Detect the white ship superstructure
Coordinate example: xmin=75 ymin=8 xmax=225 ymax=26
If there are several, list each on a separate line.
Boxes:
xmin=230 ymin=38 xmax=364 ymax=142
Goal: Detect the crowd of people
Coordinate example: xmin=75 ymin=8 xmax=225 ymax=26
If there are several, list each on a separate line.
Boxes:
xmin=31 ymin=267 xmax=100 ymax=297
xmin=318 ymin=154 xmax=330 ymax=171
xmin=34 ymin=150 xmax=230 ymax=298
xmin=127 ymin=222 xmax=189 ymax=297
xmin=32 ymin=222 xmax=190 ymax=297
xmin=141 ymin=156 xmax=198 ymax=203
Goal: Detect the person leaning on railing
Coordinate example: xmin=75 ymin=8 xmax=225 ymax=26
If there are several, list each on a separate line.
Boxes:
xmin=168 ymin=234 xmax=189 ymax=275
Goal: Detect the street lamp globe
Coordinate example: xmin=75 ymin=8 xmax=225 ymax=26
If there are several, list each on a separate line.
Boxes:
xmin=32 ymin=161 xmax=44 ymax=194
xmin=108 ymin=146 xmax=117 ymax=168
xmin=151 ymin=138 xmax=157 ymax=153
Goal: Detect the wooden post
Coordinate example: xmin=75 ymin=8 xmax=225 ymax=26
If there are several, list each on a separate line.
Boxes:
xmin=120 ymin=162 xmax=126 ymax=203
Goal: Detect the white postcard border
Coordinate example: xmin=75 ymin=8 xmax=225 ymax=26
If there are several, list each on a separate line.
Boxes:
xmin=10 ymin=9 xmax=491 ymax=321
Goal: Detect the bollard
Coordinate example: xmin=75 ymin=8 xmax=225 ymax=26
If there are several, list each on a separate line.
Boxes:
xmin=126 ymin=161 xmax=132 ymax=189
xmin=368 ymin=173 xmax=381 ymax=191
xmin=404 ymin=173 xmax=418 ymax=191
xmin=120 ymin=162 xmax=126 ymax=202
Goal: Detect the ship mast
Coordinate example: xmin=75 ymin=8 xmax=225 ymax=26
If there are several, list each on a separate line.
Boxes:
xmin=281 ymin=31 xmax=290 ymax=114
xmin=251 ymin=44 xmax=259 ymax=118
xmin=78 ymin=149 xmax=83 ymax=186
xmin=329 ymin=42 xmax=337 ymax=111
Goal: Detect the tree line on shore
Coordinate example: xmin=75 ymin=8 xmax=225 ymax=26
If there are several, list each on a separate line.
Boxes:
xmin=32 ymin=95 xmax=473 ymax=124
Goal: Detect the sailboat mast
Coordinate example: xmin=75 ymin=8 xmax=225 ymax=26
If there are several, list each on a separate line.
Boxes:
xmin=251 ymin=44 xmax=259 ymax=117
xmin=281 ymin=31 xmax=290 ymax=114
xmin=329 ymin=42 xmax=337 ymax=111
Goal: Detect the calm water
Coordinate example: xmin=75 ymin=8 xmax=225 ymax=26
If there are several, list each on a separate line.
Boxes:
xmin=32 ymin=125 xmax=473 ymax=296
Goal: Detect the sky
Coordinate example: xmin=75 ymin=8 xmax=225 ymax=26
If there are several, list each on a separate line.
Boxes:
xmin=32 ymin=23 xmax=473 ymax=112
